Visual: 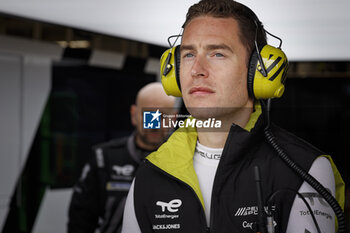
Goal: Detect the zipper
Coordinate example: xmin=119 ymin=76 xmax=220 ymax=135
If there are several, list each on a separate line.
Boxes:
xmin=209 ymin=126 xmax=235 ymax=233
xmin=145 ymin=159 xmax=209 ymax=232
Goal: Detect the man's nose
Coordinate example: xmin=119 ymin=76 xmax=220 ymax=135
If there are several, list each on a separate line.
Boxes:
xmin=191 ymin=56 xmax=209 ymax=78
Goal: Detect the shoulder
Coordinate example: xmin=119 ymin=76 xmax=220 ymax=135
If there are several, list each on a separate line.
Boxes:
xmin=91 ymin=136 xmax=130 ymax=168
xmin=92 ymin=136 xmax=128 ymax=151
xmin=265 ymin=124 xmax=325 ymax=173
xmin=309 ymin=156 xmax=335 ymax=192
xmin=133 ymin=160 xmax=167 ymax=190
xmin=271 ymin=124 xmax=324 ymax=156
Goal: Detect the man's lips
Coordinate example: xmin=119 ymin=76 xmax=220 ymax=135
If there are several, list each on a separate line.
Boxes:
xmin=189 ymin=87 xmax=215 ymax=95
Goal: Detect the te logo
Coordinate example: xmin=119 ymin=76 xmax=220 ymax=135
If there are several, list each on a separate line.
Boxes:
xmin=112 ymin=165 xmax=134 ymax=176
xmin=143 ymin=110 xmax=161 ymax=129
xmin=299 ymin=191 xmax=330 ymax=207
xmin=156 ymin=199 xmax=182 ymax=213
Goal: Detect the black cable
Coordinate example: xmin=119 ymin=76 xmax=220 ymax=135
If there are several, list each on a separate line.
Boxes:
xmin=261 ymin=99 xmax=346 ymax=232
xmin=266 ymin=188 xmax=321 ymax=233
xmin=263 ymin=127 xmax=346 ymax=232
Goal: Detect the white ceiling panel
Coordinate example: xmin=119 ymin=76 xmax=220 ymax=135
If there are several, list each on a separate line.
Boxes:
xmin=0 ymin=0 xmax=349 ymax=61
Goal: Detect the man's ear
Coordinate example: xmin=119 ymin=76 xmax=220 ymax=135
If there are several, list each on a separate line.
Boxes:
xmin=130 ymin=104 xmax=137 ymax=127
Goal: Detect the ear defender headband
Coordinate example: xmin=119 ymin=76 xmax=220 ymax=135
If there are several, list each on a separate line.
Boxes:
xmin=160 ymin=19 xmax=289 ymax=99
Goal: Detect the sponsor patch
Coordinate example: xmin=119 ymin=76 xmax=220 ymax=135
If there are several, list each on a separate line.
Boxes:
xmin=106 ymin=181 xmax=131 ymax=191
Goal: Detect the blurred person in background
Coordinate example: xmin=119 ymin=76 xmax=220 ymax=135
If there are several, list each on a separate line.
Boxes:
xmin=67 ymin=82 xmax=176 ymax=233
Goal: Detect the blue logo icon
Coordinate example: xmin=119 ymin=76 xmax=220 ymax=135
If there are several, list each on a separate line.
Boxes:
xmin=143 ymin=109 xmax=162 ymax=129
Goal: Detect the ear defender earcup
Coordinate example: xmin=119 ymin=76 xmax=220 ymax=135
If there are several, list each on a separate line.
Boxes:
xmin=247 ymin=44 xmax=289 ymax=99
xmin=160 ymin=45 xmax=182 ymax=97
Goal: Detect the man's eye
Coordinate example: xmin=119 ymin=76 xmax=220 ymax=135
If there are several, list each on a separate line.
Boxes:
xmin=184 ymin=53 xmax=194 ymax=58
xmin=214 ymin=53 xmax=224 ymax=57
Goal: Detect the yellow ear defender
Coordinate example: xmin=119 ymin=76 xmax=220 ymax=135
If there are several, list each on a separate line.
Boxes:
xmin=247 ymin=44 xmax=288 ymax=99
xmin=160 ymin=23 xmax=289 ymax=99
xmin=160 ymin=46 xmax=182 ymax=97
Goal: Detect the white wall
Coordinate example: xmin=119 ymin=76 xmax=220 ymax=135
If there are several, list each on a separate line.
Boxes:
xmin=0 ymin=35 xmax=62 ymax=230
xmin=32 ymin=189 xmax=73 ymax=233
xmin=0 ymin=52 xmax=22 ymax=227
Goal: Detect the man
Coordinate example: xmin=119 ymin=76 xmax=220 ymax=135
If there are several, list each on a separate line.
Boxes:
xmin=122 ymin=1 xmax=345 ymax=233
xmin=67 ymin=82 xmax=176 ymax=233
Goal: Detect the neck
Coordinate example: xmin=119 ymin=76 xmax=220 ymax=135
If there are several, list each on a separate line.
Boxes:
xmin=197 ymin=131 xmax=228 ymax=148
xmin=135 ymin=134 xmax=157 ymax=151
xmin=197 ymin=104 xmax=253 ymax=148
